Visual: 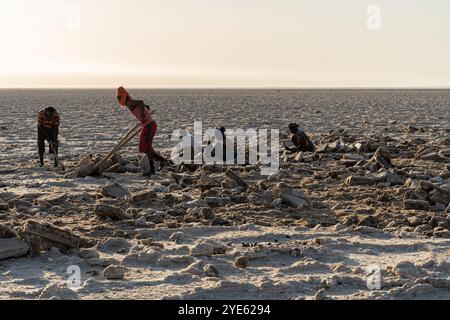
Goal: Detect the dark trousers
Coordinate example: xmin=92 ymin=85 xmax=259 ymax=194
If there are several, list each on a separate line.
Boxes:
xmin=38 ymin=126 xmax=59 ymax=155
xmin=151 ymin=149 xmax=168 ymax=163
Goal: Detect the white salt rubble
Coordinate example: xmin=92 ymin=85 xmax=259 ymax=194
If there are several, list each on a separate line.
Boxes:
xmin=0 ymin=224 xmax=448 ymax=300
xmin=0 ymin=89 xmax=449 ymax=300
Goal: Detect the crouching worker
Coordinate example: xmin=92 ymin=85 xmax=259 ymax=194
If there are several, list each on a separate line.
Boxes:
xmin=116 ymin=87 xmax=169 ymax=176
xmin=283 ymin=123 xmax=315 ymax=153
xmin=37 ymin=107 xmax=60 ymax=167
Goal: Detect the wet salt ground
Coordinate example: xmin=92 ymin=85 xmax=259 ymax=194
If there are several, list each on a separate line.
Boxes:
xmin=1 ymin=89 xmax=449 ymax=166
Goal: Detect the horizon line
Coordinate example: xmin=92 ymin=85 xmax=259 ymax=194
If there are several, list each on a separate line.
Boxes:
xmin=1 ymin=86 xmax=450 ymax=90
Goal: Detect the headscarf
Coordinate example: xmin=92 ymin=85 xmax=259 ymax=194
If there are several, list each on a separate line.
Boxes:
xmin=117 ymin=86 xmax=129 ymax=107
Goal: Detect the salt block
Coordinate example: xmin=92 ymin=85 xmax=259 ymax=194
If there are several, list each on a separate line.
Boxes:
xmin=404 ymin=199 xmax=430 ymax=211
xmin=103 ymin=265 xmax=127 ymax=280
xmin=130 ymin=190 xmax=157 ymax=204
xmin=0 ymin=238 xmax=29 ymax=260
xmin=101 ymin=183 xmax=130 ymax=199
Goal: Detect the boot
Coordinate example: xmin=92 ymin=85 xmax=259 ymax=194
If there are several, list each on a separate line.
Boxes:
xmin=149 ymin=158 xmax=156 ymax=175
xmin=142 ymin=158 xmax=156 ymax=177
xmin=159 ymin=159 xmax=167 ymax=170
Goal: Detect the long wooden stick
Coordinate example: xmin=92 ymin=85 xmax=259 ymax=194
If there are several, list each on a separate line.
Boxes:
xmin=93 ymin=124 xmax=142 ymax=171
xmin=95 ymin=126 xmax=142 ymax=170
xmin=94 ymin=128 xmax=141 ymax=171
xmin=115 ymin=123 xmax=141 ymax=149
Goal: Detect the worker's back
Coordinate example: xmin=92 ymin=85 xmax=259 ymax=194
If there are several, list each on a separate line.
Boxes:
xmin=292 ymin=129 xmax=315 ymax=152
xmin=38 ymin=107 xmax=60 ymax=129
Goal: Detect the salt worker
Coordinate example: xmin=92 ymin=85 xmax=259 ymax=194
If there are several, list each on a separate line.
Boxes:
xmin=37 ymin=107 xmax=60 ymax=167
xmin=116 ymin=87 xmax=168 ymax=176
xmin=209 ymin=127 xmax=228 ymax=163
xmin=283 ymin=123 xmax=315 ymax=153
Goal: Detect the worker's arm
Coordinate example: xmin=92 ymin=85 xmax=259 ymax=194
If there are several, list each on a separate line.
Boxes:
xmin=140 ymin=105 xmax=146 ymax=125
xmin=145 ymin=104 xmax=156 ymax=115
xmin=132 ymin=100 xmax=148 ymax=125
xmin=37 ymin=110 xmax=45 ymax=127
xmin=51 ymin=127 xmax=59 ymax=145
xmin=53 ymin=111 xmax=60 ymax=127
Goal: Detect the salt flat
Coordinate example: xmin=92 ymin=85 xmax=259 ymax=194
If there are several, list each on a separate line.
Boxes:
xmin=0 ymin=89 xmax=449 ymax=300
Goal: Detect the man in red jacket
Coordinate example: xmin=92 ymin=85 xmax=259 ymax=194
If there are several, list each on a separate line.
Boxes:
xmin=116 ymin=87 xmax=169 ymax=176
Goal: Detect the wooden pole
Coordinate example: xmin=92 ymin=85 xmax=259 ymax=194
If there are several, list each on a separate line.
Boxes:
xmin=115 ymin=123 xmax=141 ymax=149
xmin=93 ymin=124 xmax=142 ymax=171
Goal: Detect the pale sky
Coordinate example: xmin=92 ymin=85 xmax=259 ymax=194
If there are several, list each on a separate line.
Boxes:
xmin=0 ymin=0 xmax=449 ymax=88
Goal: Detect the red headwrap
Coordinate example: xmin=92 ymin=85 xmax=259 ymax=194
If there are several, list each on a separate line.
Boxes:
xmin=117 ymin=86 xmax=129 ymax=107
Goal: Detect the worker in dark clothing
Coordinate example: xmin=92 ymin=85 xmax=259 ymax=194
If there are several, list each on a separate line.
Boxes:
xmin=208 ymin=127 xmax=228 ymax=163
xmin=37 ymin=107 xmax=60 ymax=167
xmin=283 ymin=123 xmax=315 ymax=153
